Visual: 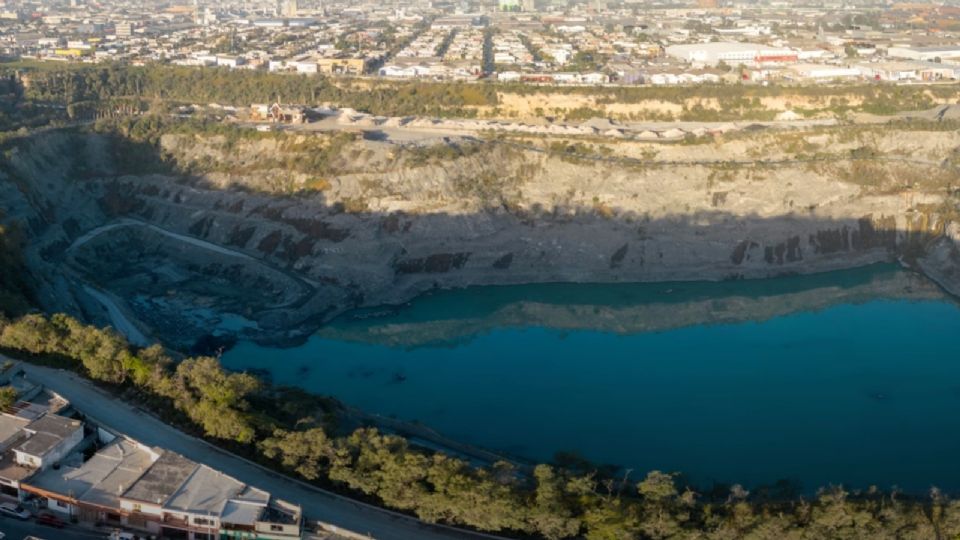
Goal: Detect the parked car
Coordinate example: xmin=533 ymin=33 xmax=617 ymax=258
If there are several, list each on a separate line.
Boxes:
xmin=0 ymin=502 xmax=30 ymax=520
xmin=35 ymin=511 xmax=66 ymax=528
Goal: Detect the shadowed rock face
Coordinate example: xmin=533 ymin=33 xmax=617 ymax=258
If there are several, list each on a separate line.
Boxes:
xmin=315 ymin=264 xmax=947 ymax=349
xmin=0 ymin=130 xmax=957 ymax=350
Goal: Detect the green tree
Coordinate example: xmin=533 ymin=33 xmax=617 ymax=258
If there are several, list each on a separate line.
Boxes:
xmin=175 ymin=356 xmax=259 ymax=442
xmin=582 ymin=498 xmax=640 ymax=540
xmin=0 ymin=386 xmax=17 ymax=410
xmin=260 ymin=428 xmax=333 ymax=480
xmin=0 ymin=313 xmax=57 ymax=354
xmin=637 ymin=471 xmax=687 ymax=539
xmin=176 ymin=356 xmax=258 ymax=406
xmin=529 ymin=465 xmax=583 ymax=539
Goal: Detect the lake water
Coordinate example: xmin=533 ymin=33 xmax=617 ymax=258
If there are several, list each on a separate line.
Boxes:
xmin=222 ymin=265 xmax=960 ymax=493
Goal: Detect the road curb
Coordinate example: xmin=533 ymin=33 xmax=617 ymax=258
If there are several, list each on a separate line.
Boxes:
xmin=21 ymin=365 xmax=513 ymax=540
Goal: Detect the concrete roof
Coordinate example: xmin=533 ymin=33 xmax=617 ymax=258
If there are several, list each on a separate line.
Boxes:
xmin=859 ymin=60 xmax=930 ymax=72
xmin=0 ymin=450 xmax=35 ymax=482
xmin=7 ymin=381 xmax=70 ymax=418
xmin=911 ymin=45 xmax=960 ymax=53
xmin=221 ymin=500 xmax=264 ymax=527
xmin=26 ymin=438 xmax=157 ymax=507
xmin=164 ymin=465 xmax=244 ymax=516
xmin=122 ymin=450 xmax=197 ymax=505
xmin=235 ymin=485 xmax=270 ymax=504
xmin=26 ymin=415 xmax=82 ymax=440
xmin=0 ymin=415 xmax=30 ymax=449
xmin=16 ymin=432 xmax=61 ymax=457
xmin=81 ymin=441 xmax=158 ymax=508
xmin=666 ymin=41 xmax=790 ymax=54
xmin=11 ymin=403 xmax=53 ymax=422
xmin=18 ymin=414 xmax=84 ymax=457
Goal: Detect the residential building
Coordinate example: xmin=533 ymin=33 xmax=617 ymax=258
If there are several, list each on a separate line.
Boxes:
xmin=277 ymin=0 xmax=298 ymax=18
xmin=316 ymin=57 xmax=367 ymax=75
xmin=115 ymin=22 xmax=133 ymax=38
xmin=13 ymin=414 xmax=83 ymax=470
xmin=23 ymin=434 xmax=303 ymax=540
xmin=0 ymin=364 xmax=303 ymax=540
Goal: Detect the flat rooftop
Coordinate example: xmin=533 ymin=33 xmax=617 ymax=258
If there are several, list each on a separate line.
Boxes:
xmin=221 ymin=500 xmax=264 ymax=527
xmin=10 ymin=402 xmax=54 ymax=422
xmin=911 ymin=45 xmax=960 ymax=53
xmin=81 ymin=440 xmax=158 ymax=508
xmin=27 ymin=414 xmax=82 ymax=440
xmin=234 ymin=485 xmax=270 ymax=504
xmin=0 ymin=415 xmax=30 ymax=448
xmin=25 ymin=438 xmax=157 ymax=508
xmin=16 ymin=432 xmax=61 ymax=457
xmin=165 ymin=465 xmax=244 ymax=515
xmin=122 ymin=450 xmax=197 ymax=505
xmin=0 ymin=450 xmax=36 ymax=483
xmin=666 ymin=41 xmax=792 ymax=53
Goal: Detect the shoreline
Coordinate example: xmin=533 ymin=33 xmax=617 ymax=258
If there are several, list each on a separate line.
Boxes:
xmin=243 ymin=259 xmax=951 ymax=349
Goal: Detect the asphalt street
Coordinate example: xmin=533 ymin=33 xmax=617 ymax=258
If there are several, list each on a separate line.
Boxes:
xmin=16 ymin=363 xmax=504 ymax=540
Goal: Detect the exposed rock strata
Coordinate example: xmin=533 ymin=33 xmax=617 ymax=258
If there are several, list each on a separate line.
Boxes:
xmin=1 ymin=130 xmax=957 ymax=349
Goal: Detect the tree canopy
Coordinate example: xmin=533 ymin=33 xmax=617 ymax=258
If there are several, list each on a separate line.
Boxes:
xmin=2 ymin=310 xmax=960 ymax=539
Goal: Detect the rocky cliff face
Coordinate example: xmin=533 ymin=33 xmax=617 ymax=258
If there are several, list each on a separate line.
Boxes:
xmin=1 ymin=126 xmax=957 ymax=350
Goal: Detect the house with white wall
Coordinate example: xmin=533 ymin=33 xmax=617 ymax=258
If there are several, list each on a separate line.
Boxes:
xmin=13 ymin=414 xmax=83 ymax=470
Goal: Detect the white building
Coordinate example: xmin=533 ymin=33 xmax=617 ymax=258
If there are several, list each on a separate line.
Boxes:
xmin=12 ymin=415 xmax=83 ymax=470
xmin=552 ymin=72 xmax=581 ymax=83
xmin=216 ymin=55 xmax=244 ymax=68
xmin=665 ymin=42 xmax=797 ymax=66
xmin=115 ymin=22 xmax=133 ymax=38
xmin=855 ymin=61 xmax=958 ymax=82
xmin=582 ymin=72 xmax=609 ymax=84
xmin=277 ymin=0 xmax=298 ymax=17
xmin=27 ymin=438 xmax=303 ymax=540
xmin=542 ymin=47 xmax=572 ymax=64
xmin=787 ymin=63 xmax=862 ymax=81
xmin=714 ymin=25 xmax=770 ymax=37
xmin=291 ymin=60 xmax=318 ymax=74
xmin=887 ymin=46 xmax=960 ymax=63
xmin=379 ymin=64 xmax=433 ymax=78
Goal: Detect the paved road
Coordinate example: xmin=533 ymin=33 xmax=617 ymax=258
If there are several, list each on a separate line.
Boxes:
xmin=15 ymin=363 xmax=506 ymax=540
xmin=0 ymin=515 xmax=106 ymax=540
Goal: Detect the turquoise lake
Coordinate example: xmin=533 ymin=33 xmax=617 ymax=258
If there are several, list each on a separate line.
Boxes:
xmin=222 ymin=266 xmax=960 ymax=493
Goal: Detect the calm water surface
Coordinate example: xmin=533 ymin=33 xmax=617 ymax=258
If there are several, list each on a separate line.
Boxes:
xmin=222 ymin=266 xmax=960 ymax=492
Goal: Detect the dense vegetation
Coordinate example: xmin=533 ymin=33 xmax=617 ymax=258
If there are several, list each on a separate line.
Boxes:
xmin=1 ymin=62 xmax=497 ymax=118
xmin=3 ymin=65 xmax=960 ymax=537
xmin=2 ymin=261 xmax=955 ymax=536
xmin=0 ymin=293 xmax=959 ymax=538
xmin=4 ymin=61 xmax=959 ymax=122
xmin=544 ymin=80 xmax=960 ymax=111
xmin=0 ymin=72 xmax=68 ymax=134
